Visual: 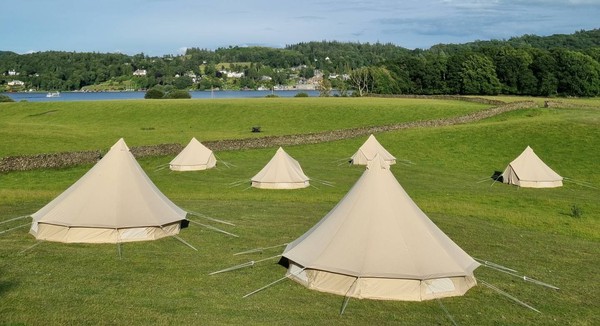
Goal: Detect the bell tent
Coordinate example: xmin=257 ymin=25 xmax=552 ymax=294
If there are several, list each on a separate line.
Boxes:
xmin=30 ymin=138 xmax=188 ymax=243
xmin=350 ymin=134 xmax=396 ymax=165
xmin=170 ymin=137 xmax=217 ymax=171
xmin=251 ymin=147 xmax=310 ymax=189
xmin=281 ymin=155 xmax=479 ymax=301
xmin=501 ymin=146 xmax=563 ymax=188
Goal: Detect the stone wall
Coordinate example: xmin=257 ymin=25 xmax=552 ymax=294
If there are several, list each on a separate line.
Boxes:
xmin=0 ymin=100 xmax=538 ymax=173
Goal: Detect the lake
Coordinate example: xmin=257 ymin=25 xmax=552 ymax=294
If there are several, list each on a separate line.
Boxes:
xmin=2 ymin=90 xmax=330 ymax=102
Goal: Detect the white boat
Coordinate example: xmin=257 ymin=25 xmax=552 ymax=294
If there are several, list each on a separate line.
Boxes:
xmin=46 ymin=91 xmax=60 ymax=98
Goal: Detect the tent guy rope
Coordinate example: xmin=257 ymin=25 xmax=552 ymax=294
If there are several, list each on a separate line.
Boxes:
xmin=209 ymin=254 xmax=282 ymax=275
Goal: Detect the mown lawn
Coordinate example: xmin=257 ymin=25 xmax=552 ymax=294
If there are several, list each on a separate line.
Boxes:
xmin=0 ymin=97 xmax=598 ymax=325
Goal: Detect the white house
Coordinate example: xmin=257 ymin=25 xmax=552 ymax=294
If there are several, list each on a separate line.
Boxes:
xmin=219 ymin=70 xmax=244 ymax=78
xmin=133 ymin=69 xmax=147 ymax=76
xmin=8 ymin=80 xmax=25 ymax=86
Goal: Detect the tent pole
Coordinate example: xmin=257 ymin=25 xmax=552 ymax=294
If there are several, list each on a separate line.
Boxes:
xmin=479 ymin=279 xmax=541 ymax=313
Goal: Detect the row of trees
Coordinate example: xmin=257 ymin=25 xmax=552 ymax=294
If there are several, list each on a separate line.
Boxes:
xmin=1 ymin=29 xmax=599 ymax=96
xmin=352 ymin=46 xmax=600 ymax=97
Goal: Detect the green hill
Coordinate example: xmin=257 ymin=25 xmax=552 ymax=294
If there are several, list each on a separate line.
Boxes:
xmin=0 ymin=97 xmax=598 ymax=325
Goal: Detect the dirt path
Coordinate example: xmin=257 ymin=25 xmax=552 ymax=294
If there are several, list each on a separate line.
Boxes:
xmin=0 ymin=99 xmax=537 ymax=172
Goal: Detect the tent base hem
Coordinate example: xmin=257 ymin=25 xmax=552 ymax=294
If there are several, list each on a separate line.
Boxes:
xmin=30 ymin=222 xmax=181 ymax=243
xmin=286 ymin=264 xmax=477 ymax=301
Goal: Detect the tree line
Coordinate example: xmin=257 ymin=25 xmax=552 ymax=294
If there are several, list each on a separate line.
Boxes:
xmin=1 ymin=29 xmax=599 ymax=97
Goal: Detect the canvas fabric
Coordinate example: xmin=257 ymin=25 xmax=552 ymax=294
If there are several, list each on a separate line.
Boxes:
xmin=351 ymin=134 xmax=396 ymax=165
xmin=251 ymin=147 xmax=310 ymax=189
xmin=501 ymin=146 xmax=563 ymax=188
xmin=30 ymin=138 xmax=187 ymax=243
xmin=170 ymin=137 xmax=217 ymax=171
xmin=283 ymin=155 xmax=479 ymax=301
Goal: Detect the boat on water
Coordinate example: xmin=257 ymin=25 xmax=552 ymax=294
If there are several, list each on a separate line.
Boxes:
xmin=46 ymin=91 xmax=60 ymax=98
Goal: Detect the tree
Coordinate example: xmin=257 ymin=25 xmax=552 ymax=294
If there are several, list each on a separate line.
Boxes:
xmin=370 ymin=66 xmax=399 ymax=94
xmin=318 ymin=78 xmax=332 ymax=97
xmin=530 ymin=49 xmax=558 ymax=96
xmin=553 ymin=49 xmax=600 ymax=96
xmin=349 ymin=67 xmax=373 ymax=96
xmin=458 ymin=54 xmax=501 ymax=95
xmin=144 ymin=87 xmax=164 ymax=99
xmin=492 ymin=46 xmax=535 ymax=94
xmin=164 ymin=90 xmax=191 ymax=99
xmin=0 ymin=94 xmax=15 ymax=102
xmin=173 ymin=76 xmax=194 ymax=90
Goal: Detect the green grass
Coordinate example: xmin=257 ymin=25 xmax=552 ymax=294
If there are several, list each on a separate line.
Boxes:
xmin=0 ymin=98 xmax=598 ymax=325
xmin=0 ymin=97 xmax=488 ymax=156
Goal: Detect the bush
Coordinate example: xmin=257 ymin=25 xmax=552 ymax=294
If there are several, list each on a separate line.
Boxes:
xmin=570 ymin=204 xmax=583 ymax=218
xmin=164 ymin=90 xmax=191 ymax=99
xmin=144 ymin=88 xmax=164 ymax=99
xmin=265 ymin=94 xmax=279 ymax=98
xmin=0 ymin=94 xmax=15 ymax=102
xmin=294 ymin=92 xmax=309 ymax=97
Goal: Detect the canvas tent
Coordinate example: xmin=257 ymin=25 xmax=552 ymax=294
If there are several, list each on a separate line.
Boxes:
xmin=170 ymin=137 xmax=217 ymax=171
xmin=30 ymin=138 xmax=188 ymax=243
xmin=501 ymin=146 xmax=563 ymax=188
xmin=251 ymin=147 xmax=310 ymax=189
xmin=281 ymin=155 xmax=479 ymax=301
xmin=350 ymin=134 xmax=396 ymax=165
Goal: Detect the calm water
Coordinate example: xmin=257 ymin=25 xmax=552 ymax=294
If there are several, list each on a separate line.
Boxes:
xmin=2 ymin=90 xmax=327 ymax=102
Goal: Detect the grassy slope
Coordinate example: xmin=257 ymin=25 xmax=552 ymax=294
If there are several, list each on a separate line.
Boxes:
xmin=0 ymin=97 xmax=487 ymax=156
xmin=0 ymin=98 xmax=598 ymax=325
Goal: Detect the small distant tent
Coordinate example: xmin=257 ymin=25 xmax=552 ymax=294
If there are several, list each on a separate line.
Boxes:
xmin=501 ymin=146 xmax=563 ymax=188
xmin=30 ymin=138 xmax=188 ymax=243
xmin=350 ymin=134 xmax=396 ymax=165
xmin=281 ymin=155 xmax=479 ymax=301
xmin=170 ymin=137 xmax=217 ymax=171
xmin=251 ymin=147 xmax=310 ymax=189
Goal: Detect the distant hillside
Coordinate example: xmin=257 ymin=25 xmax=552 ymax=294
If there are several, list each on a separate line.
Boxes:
xmin=1 ymin=29 xmax=599 ymax=97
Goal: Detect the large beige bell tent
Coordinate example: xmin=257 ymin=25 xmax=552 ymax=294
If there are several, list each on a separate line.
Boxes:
xmin=501 ymin=146 xmax=563 ymax=188
xmin=30 ymin=138 xmax=188 ymax=243
xmin=251 ymin=147 xmax=310 ymax=189
xmin=350 ymin=134 xmax=396 ymax=165
xmin=281 ymin=155 xmax=479 ymax=301
xmin=170 ymin=137 xmax=217 ymax=171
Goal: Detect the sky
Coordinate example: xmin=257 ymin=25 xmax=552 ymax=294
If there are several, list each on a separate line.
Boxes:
xmin=2 ymin=0 xmax=599 ymax=56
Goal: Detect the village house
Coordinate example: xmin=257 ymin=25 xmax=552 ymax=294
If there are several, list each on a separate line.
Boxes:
xmin=8 ymin=80 xmax=25 ymax=86
xmin=132 ymin=69 xmax=147 ymax=76
xmin=219 ymin=70 xmax=244 ymax=78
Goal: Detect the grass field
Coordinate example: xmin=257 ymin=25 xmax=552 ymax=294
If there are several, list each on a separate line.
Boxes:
xmin=0 ymin=97 xmax=598 ymax=325
xmin=0 ymin=97 xmax=487 ymax=156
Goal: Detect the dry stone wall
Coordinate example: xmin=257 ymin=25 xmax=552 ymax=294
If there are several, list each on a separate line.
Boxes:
xmin=0 ymin=99 xmax=538 ymax=173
